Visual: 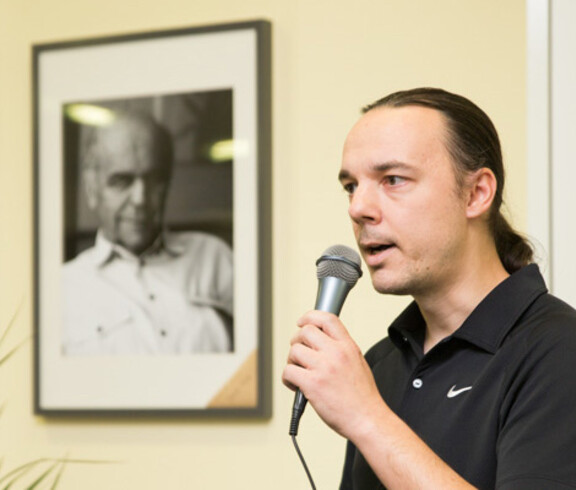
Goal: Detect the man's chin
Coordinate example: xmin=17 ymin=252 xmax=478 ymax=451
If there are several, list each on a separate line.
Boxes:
xmin=118 ymin=231 xmax=159 ymax=256
xmin=371 ymin=274 xmax=413 ymax=296
xmin=373 ymin=284 xmax=412 ymax=296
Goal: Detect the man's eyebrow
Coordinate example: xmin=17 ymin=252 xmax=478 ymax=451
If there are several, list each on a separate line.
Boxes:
xmin=338 ymin=161 xmax=413 ymax=182
xmin=373 ymin=161 xmax=413 ymax=172
xmin=338 ymin=169 xmax=352 ymax=182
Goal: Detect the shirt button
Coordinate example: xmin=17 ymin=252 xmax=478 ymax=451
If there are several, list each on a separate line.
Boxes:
xmin=412 ymin=378 xmax=423 ymax=389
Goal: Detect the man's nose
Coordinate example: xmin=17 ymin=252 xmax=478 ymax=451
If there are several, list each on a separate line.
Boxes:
xmin=348 ymin=184 xmax=382 ymax=224
xmin=129 ymin=177 xmax=146 ymax=206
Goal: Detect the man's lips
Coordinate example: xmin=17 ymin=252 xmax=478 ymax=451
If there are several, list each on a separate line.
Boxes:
xmin=360 ymin=242 xmax=396 ymax=265
xmin=364 ymin=243 xmax=394 ymax=254
xmin=360 ymin=240 xmax=395 ymax=254
xmin=118 ymin=216 xmax=152 ymax=230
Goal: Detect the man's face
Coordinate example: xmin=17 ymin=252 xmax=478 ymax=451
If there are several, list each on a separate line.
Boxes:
xmin=339 ymin=105 xmax=470 ymax=298
xmin=85 ymin=119 xmax=171 ymax=255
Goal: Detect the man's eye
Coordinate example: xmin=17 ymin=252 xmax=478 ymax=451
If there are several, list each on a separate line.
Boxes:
xmin=386 ymin=175 xmax=405 ymax=186
xmin=342 ymin=182 xmax=357 ymax=195
xmin=107 ymin=174 xmax=134 ymax=189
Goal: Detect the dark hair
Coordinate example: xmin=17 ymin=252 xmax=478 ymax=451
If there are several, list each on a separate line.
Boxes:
xmin=363 ymin=87 xmax=533 ymax=273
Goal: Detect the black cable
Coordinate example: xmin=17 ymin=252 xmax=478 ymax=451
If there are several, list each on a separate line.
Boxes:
xmin=289 ymin=390 xmax=307 ymax=436
xmin=291 ymin=434 xmax=317 ymax=490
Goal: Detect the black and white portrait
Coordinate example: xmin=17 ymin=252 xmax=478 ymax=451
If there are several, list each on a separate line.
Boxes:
xmin=60 ymin=89 xmax=235 ymax=356
xmin=35 ymin=22 xmax=270 ymax=414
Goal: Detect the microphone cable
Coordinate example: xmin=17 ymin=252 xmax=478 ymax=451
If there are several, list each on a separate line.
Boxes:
xmin=291 ymin=434 xmax=316 ymax=490
xmin=287 ymin=244 xmax=362 ymax=489
xmin=290 ymin=386 xmax=316 ymax=487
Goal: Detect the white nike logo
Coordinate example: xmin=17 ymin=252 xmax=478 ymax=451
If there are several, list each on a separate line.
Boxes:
xmin=447 ymin=385 xmax=473 ymax=398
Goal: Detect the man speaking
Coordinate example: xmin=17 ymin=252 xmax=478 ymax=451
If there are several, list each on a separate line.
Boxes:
xmin=283 ymin=88 xmax=576 ymax=488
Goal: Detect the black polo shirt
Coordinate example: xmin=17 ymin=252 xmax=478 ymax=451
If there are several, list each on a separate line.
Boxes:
xmin=340 ymin=264 xmax=576 ymax=489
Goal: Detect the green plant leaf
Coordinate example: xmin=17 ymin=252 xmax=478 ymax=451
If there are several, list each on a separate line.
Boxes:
xmin=49 ymin=459 xmax=67 ymax=490
xmin=1 ymin=299 xmax=115 ymax=489
xmin=0 ymin=457 xmax=49 ymax=488
xmin=27 ymin=459 xmax=62 ymax=489
xmin=0 ymin=298 xmax=27 ymax=368
xmin=0 ymin=338 xmax=29 ymax=367
xmin=0 ymin=299 xmax=23 ymax=349
xmin=0 ymin=457 xmax=114 ymax=489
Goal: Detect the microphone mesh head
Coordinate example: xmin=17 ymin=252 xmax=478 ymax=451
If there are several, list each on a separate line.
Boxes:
xmin=316 ymin=244 xmax=363 ymax=286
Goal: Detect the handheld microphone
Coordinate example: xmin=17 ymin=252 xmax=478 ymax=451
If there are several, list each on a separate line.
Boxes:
xmin=289 ymin=244 xmax=363 ymax=436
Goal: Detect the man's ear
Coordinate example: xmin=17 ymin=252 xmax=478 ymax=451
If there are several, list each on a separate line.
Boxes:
xmin=465 ymin=167 xmax=497 ymax=219
xmin=83 ymin=168 xmax=99 ymax=210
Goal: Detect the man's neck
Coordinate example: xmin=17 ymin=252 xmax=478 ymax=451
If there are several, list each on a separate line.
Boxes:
xmin=415 ymin=248 xmax=510 ymax=354
xmin=96 ymin=230 xmax=165 ymax=263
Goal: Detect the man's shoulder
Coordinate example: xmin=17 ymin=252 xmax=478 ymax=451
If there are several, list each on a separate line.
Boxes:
xmin=505 ymin=292 xmax=576 ymax=365
xmin=166 ymin=231 xmax=231 ymax=256
xmin=525 ymin=294 xmax=576 ymax=336
xmin=61 ymin=246 xmax=105 ymax=298
xmin=62 ymin=246 xmax=99 ymax=275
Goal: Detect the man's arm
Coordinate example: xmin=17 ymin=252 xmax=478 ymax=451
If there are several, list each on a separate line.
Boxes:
xmin=282 ymin=310 xmax=475 ymax=490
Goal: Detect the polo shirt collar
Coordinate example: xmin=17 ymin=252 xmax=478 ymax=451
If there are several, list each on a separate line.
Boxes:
xmin=389 ymin=264 xmax=548 ymax=355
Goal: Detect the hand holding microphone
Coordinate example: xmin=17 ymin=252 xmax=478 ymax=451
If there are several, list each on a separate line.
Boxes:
xmin=287 ymin=244 xmax=363 ymax=436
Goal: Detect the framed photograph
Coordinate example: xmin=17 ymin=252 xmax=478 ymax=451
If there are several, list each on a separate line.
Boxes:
xmin=33 ymin=20 xmax=272 ymax=416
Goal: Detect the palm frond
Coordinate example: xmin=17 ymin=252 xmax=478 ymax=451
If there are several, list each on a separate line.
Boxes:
xmin=0 ymin=298 xmax=27 ymax=368
xmin=27 ymin=458 xmax=63 ymax=489
xmin=0 ymin=299 xmax=23 ymax=349
xmin=49 ymin=459 xmax=68 ymax=490
xmin=0 ymin=457 xmax=115 ymax=489
xmin=0 ymin=458 xmax=50 ymax=488
xmin=0 ymin=338 xmax=29 ymax=367
xmin=0 ymin=300 xmax=114 ymax=489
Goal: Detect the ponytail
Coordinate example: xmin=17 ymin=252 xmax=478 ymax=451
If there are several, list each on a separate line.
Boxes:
xmin=492 ymin=213 xmax=533 ymax=274
xmin=364 ymin=88 xmax=535 ymax=273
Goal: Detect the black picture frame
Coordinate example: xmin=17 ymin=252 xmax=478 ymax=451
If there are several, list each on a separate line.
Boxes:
xmin=33 ymin=20 xmax=272 ymax=417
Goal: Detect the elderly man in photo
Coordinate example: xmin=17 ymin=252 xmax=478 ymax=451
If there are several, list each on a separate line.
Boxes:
xmin=62 ymin=113 xmax=233 ymax=356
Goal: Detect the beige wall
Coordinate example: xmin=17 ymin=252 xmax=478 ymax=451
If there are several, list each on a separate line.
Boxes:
xmin=0 ymin=0 xmax=526 ymax=488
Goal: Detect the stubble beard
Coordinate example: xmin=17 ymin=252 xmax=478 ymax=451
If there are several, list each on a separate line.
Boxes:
xmin=369 ymin=261 xmax=434 ymax=297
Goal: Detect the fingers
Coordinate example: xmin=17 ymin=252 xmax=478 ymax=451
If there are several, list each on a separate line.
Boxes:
xmin=283 ymin=310 xmax=351 ymax=394
xmin=283 ymin=313 xmax=329 ymax=393
xmin=287 ymin=310 xmax=351 ymax=372
xmin=282 ymin=363 xmax=303 ymax=392
xmin=290 ymin=322 xmax=328 ymax=351
xmin=296 ymin=310 xmax=350 ymax=341
xmin=287 ymin=340 xmax=316 ymax=369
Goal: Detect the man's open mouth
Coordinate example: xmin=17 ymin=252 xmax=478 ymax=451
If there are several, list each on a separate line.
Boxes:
xmin=366 ymin=244 xmax=394 ymax=255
